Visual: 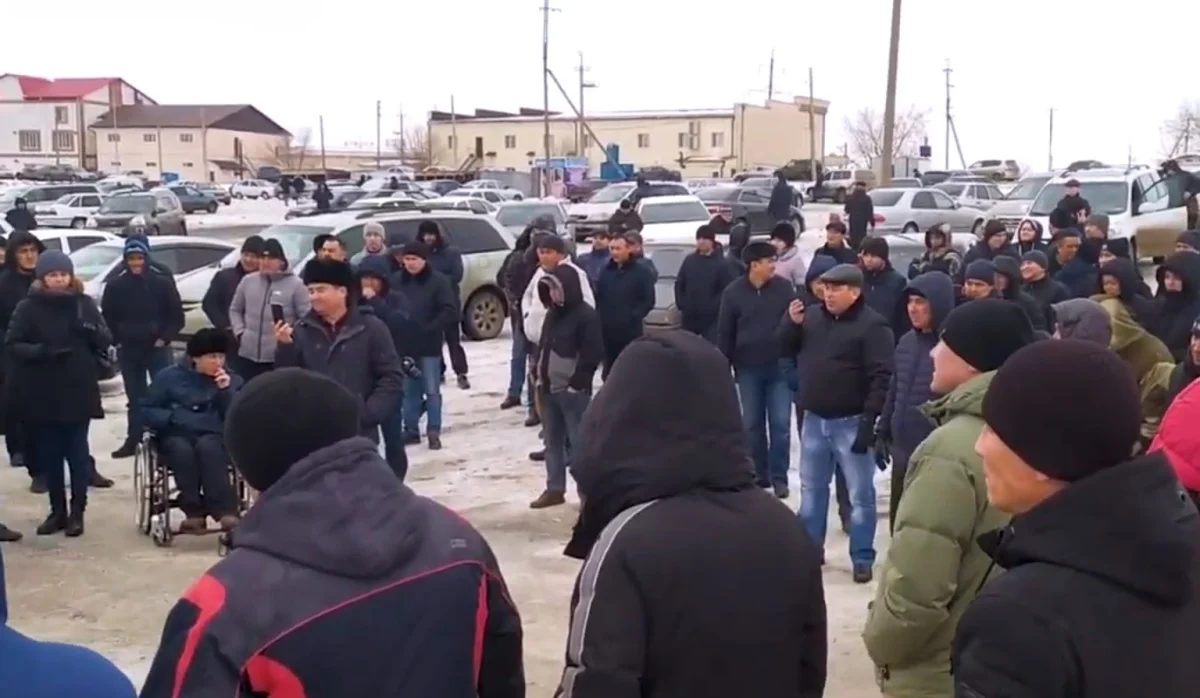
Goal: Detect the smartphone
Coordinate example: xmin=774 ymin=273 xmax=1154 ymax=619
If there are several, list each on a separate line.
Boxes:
xmin=270 ymin=303 xmax=285 ymax=325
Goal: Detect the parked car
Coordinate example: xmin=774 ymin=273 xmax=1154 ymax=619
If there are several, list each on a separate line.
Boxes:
xmin=808 ymin=168 xmax=878 ymax=203
xmin=417 ymin=197 xmax=498 ymax=215
xmin=70 ymin=235 xmax=236 ymax=306
xmin=888 ymin=178 xmax=924 ymax=189
xmin=222 ymin=211 xmax=514 ymax=339
xmin=566 ymin=178 xmax=610 ymax=202
xmin=694 ymin=185 xmax=804 ymax=233
xmin=33 ymin=192 xmax=106 ymax=228
xmin=1 ymin=183 xmax=101 ymax=212
xmin=461 ymin=179 xmax=524 ymax=200
xmin=284 ymin=187 xmax=369 ymax=218
xmin=86 ymin=190 xmax=188 ymax=236
xmin=494 ymin=200 xmax=574 ymax=253
xmin=985 ymin=172 xmax=1056 ymax=234
xmin=33 ymin=229 xmax=119 ymax=253
xmin=230 ymin=179 xmax=275 ymax=199
xmin=866 ymin=187 xmax=987 ymax=236
xmin=932 ymin=181 xmax=1006 ymax=211
xmin=422 ymin=179 xmax=463 ymax=196
xmin=636 ymin=195 xmax=713 ymax=239
xmin=566 ymin=180 xmax=691 ymax=239
xmin=191 ymin=182 xmax=232 ymax=205
xmin=968 ymin=159 xmax=1021 ymax=181
xmin=167 ymin=185 xmax=220 ymax=214
xmin=918 ymin=170 xmax=953 ymax=186
xmin=20 ymin=164 xmax=96 ymax=182
xmin=444 ymin=188 xmax=509 ymax=204
xmin=341 ymin=198 xmax=421 ymax=215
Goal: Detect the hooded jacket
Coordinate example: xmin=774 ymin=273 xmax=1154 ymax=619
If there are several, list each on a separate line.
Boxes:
xmin=1096 ymin=257 xmax=1157 ymax=329
xmin=0 ymin=547 xmax=136 ymax=698
xmin=799 ymin=254 xmax=838 ymax=305
xmin=958 ymin=238 xmax=1018 ymax=284
xmin=725 ymin=221 xmax=751 ymax=276
xmin=1014 ymin=220 xmax=1047 ymax=255
xmin=389 ymin=263 xmax=459 ymax=357
xmin=558 ymin=331 xmax=827 ymax=698
xmin=523 ymin=260 xmax=594 ymax=346
xmin=675 ymin=246 xmax=735 ymax=336
xmin=424 ymin=226 xmax=465 ymax=301
xmin=863 ymin=372 xmax=1010 ymax=698
xmin=863 ymin=260 xmax=910 ymax=335
xmin=993 ymin=256 xmax=1047 ymax=331
xmin=3 ymin=199 xmax=36 ymax=232
xmin=879 ymin=272 xmax=955 ymax=454
xmin=229 ymin=268 xmax=310 ymax=364
xmin=535 ymin=265 xmax=603 ymax=392
xmin=908 ymin=231 xmax=963 ymax=281
xmin=1167 ymin=348 xmax=1200 ymax=407
xmin=1149 ymin=251 xmax=1200 ymax=361
xmin=138 ymin=438 xmax=524 ymax=698
xmin=498 ymin=227 xmax=539 ymax=325
xmin=141 ymin=358 xmax=244 ymax=438
xmin=1021 ymin=269 xmax=1070 ymax=330
xmin=1094 ymin=298 xmax=1175 ymax=445
xmin=100 ymin=246 xmax=185 ymax=355
xmin=773 ymin=244 xmax=808 ymax=289
xmin=202 ymin=261 xmax=253 ymax=331
xmin=1052 ymin=237 xmax=1100 ymax=299
xmin=951 ymin=455 xmax=1200 ymax=698
xmin=0 ymin=230 xmax=45 ymax=339
xmin=1151 ymin=379 xmax=1200 ymax=497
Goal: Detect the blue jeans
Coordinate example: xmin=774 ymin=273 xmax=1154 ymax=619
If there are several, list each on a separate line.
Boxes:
xmin=120 ymin=346 xmax=172 ymax=442
xmin=798 ymin=412 xmax=878 ymax=568
xmin=33 ymin=421 xmax=91 ymax=515
xmin=380 ymin=400 xmax=410 ymax=480
xmin=508 ymin=324 xmax=536 ymax=417
xmin=735 ymin=361 xmax=792 ymax=487
xmin=542 ymin=390 xmax=589 ymax=493
xmin=402 ymin=357 xmax=443 ymax=436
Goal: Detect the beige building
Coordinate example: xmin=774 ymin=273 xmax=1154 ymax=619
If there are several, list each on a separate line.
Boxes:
xmin=90 ymin=105 xmax=291 ymax=183
xmin=426 ymin=98 xmax=829 ymax=178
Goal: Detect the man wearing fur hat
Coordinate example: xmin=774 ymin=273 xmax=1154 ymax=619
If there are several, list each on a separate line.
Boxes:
xmin=274 ymin=259 xmax=404 ymax=445
xmin=141 ymin=328 xmax=243 ymax=533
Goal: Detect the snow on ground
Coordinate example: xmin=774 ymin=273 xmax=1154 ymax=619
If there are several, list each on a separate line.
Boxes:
xmin=0 ymin=330 xmax=891 ymax=695
xmin=185 ymin=198 xmax=288 ymax=230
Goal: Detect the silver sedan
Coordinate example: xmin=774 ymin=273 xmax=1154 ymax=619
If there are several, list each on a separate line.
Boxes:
xmin=868 ymin=188 xmax=988 ymax=236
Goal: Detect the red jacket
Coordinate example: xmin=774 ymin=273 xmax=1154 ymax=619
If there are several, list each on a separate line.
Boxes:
xmin=1150 ymin=379 xmax=1200 ymax=493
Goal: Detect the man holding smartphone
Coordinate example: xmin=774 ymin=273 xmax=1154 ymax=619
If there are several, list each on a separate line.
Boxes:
xmin=229 ymin=238 xmax=310 ymax=381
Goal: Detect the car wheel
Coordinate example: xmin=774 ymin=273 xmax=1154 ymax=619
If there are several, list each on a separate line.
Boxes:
xmin=149 ymin=225 xmax=161 ymax=236
xmin=511 ymin=193 xmax=523 ymax=201
xmin=260 ymin=192 xmax=271 ymax=200
xmin=791 ymin=213 xmax=806 ymax=232
xmin=834 ymin=188 xmax=847 ymax=204
xmin=70 ymin=218 xmax=86 ymax=229
xmin=206 ymin=201 xmax=218 ymax=214
xmin=462 ymin=289 xmax=506 ymax=341
xmin=902 ymin=222 xmax=919 ymax=234
xmin=233 ymin=192 xmax=243 ymax=199
xmin=970 ymin=219 xmax=984 ymax=237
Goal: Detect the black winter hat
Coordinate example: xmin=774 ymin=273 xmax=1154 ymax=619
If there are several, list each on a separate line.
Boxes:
xmin=983 ymin=220 xmax=1008 ymax=239
xmin=262 ymin=238 xmax=287 ymax=267
xmin=401 ymin=241 xmax=430 ymax=260
xmin=225 ymin=368 xmax=362 ymax=492
xmin=940 ymin=298 xmax=1035 ymax=372
xmin=695 ymin=224 xmax=715 ymax=241
xmin=241 ymin=235 xmax=266 ymax=254
xmin=535 ymin=234 xmax=567 ymax=254
xmin=301 ymin=258 xmax=354 ymax=288
xmin=741 ymin=241 xmax=776 ymax=264
xmin=982 ymin=339 xmax=1140 ymax=482
xmin=186 ymin=328 xmax=229 ymax=357
xmin=417 ymin=220 xmax=441 ymax=238
xmin=1021 ymin=250 xmax=1050 ymax=271
xmin=964 ymin=259 xmax=997 ymax=285
xmin=769 ymin=222 xmax=796 ymax=248
xmin=860 ymin=236 xmax=889 ymax=260
xmin=312 ymin=233 xmax=336 ymax=255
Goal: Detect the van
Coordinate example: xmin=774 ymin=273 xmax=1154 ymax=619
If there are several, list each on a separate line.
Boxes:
xmin=810 ymin=168 xmax=878 ymax=203
xmin=21 ymin=183 xmax=101 ymax=205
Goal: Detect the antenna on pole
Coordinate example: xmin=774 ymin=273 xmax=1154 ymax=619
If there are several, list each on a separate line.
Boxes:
xmin=767 ymin=50 xmax=776 ymax=101
xmin=1048 ymin=107 xmax=1054 ymax=170
xmin=576 ymin=52 xmax=595 ymax=155
xmin=943 ymin=59 xmax=966 ymax=170
xmin=540 ymin=0 xmax=559 ymax=195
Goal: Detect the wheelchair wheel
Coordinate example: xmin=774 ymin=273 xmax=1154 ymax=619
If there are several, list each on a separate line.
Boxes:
xmin=150 ymin=458 xmax=174 ymax=547
xmin=134 ymin=442 xmax=152 ymax=535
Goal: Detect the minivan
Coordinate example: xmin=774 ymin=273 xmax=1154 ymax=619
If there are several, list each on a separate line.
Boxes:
xmin=18 ymin=183 xmax=101 ymax=205
xmin=809 ymin=168 xmax=878 ymax=203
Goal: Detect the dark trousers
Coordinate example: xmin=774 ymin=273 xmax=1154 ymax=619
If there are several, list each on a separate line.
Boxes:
xmin=601 ymin=335 xmax=637 ymax=380
xmin=119 ymin=347 xmax=172 ymax=443
xmin=5 ymin=412 xmax=37 ymax=477
xmin=33 ymin=421 xmax=90 ymax=516
xmin=541 ymin=390 xmax=589 ymax=493
xmin=232 ymin=355 xmax=274 ymax=382
xmin=442 ymin=324 xmax=469 ymax=377
xmin=161 ymin=433 xmax=238 ymax=519
xmin=1188 ymin=197 xmax=1198 ymax=230
xmin=380 ymin=401 xmax=410 ymax=481
xmin=888 ymin=447 xmax=911 ymax=534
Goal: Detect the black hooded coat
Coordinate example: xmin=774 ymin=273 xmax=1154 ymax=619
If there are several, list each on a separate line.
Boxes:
xmin=1149 ymin=252 xmax=1200 ymax=361
xmin=1098 ymin=257 xmax=1158 ymax=329
xmin=560 ymin=331 xmax=827 ymax=698
xmin=1014 ymin=220 xmax=1048 ymax=256
xmin=994 ymin=256 xmax=1048 ymax=331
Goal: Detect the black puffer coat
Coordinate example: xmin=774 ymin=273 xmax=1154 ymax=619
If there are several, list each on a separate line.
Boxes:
xmin=1149 ymin=252 xmax=1200 ymax=361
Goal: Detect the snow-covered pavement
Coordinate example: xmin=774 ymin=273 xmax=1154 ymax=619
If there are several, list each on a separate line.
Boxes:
xmin=185 ymin=197 xmax=287 ymax=231
xmin=0 ymin=331 xmax=890 ymax=694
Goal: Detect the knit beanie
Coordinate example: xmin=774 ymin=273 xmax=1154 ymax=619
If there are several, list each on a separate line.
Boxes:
xmin=225 ymin=368 xmax=361 ymax=492
xmin=983 ymin=219 xmax=1008 ymax=241
xmin=742 ymin=241 xmax=776 ymax=264
xmin=982 ymin=339 xmax=1140 ymax=482
xmin=241 ymin=235 xmax=266 ymax=254
xmin=860 ymin=236 xmax=889 ymax=260
xmin=535 ymin=234 xmax=567 ymax=255
xmin=262 ymin=238 xmax=287 ymax=268
xmin=401 ymin=241 xmax=430 ymax=260
xmin=769 ymin=222 xmax=796 ymax=248
xmin=123 ymin=237 xmax=150 ymax=259
xmin=940 ymin=298 xmax=1035 ymax=372
xmin=964 ymin=259 xmax=997 ymax=285
xmin=695 ymin=224 xmax=716 ymax=241
xmin=186 ymin=328 xmax=229 ymax=357
xmin=1021 ymin=250 xmax=1050 ymax=271
xmin=34 ymin=250 xmax=73 ymax=279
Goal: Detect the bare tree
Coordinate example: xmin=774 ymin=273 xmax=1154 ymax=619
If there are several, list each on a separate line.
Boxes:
xmin=395 ymin=126 xmax=449 ymax=170
xmin=1161 ymin=102 xmax=1200 ymax=157
xmin=843 ymin=107 xmax=929 ymax=163
xmin=292 ymin=128 xmax=313 ymax=170
xmin=260 ymin=128 xmax=313 ymax=170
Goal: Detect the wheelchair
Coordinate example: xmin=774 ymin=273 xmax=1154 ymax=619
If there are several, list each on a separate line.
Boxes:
xmin=133 ymin=431 xmax=255 ymax=548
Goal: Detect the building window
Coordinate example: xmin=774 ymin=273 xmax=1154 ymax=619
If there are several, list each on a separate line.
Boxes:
xmin=145 ymin=162 xmax=157 ymax=168
xmin=637 ymin=133 xmax=650 ymax=148
xmin=677 ymin=133 xmax=688 ymax=148
xmin=144 ymin=133 xmax=156 ymax=143
xmin=54 ymin=106 xmax=69 ymax=125
xmin=504 ymin=135 xmax=516 ymax=149
xmin=711 ymin=132 xmax=725 ymax=148
xmin=447 ymin=135 xmax=456 ymax=149
xmin=182 ymin=162 xmax=195 ymax=168
xmin=179 ymin=133 xmax=194 ymax=143
xmin=52 ymin=130 xmax=75 ymax=152
xmin=106 ymin=133 xmax=120 ymax=143
xmin=17 ymin=130 xmax=41 ymax=152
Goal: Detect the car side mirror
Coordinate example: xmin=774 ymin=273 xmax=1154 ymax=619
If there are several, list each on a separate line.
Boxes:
xmin=153 ymin=208 xmax=166 ymax=216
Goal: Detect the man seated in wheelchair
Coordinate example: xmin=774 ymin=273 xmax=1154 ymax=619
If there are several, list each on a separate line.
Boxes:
xmin=140 ymin=328 xmax=243 ymax=533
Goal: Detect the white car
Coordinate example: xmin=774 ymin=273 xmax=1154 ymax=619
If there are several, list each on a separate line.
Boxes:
xmin=636 ymin=195 xmax=712 ymax=240
xmin=461 ymin=179 xmax=523 ymax=200
xmin=566 ymin=180 xmax=692 ymax=239
xmin=932 ymin=181 xmax=1006 ymax=212
xmin=33 ymin=193 xmax=106 ymax=228
xmin=69 ymin=235 xmax=237 ymax=301
xmin=33 ymin=229 xmax=119 ymax=253
xmin=444 ymin=188 xmax=509 ymax=205
xmin=985 ymin=172 xmax=1057 ymax=234
xmin=230 ymin=180 xmax=275 ymax=199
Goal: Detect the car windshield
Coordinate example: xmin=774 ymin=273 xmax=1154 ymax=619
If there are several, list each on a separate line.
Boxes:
xmin=69 ymin=243 xmax=123 ymax=282
xmin=1004 ymin=177 xmax=1051 ymax=200
xmin=589 ymin=184 xmax=635 ymax=203
xmin=827 ymin=171 xmax=851 ymax=181
xmin=496 ymin=204 xmax=564 ymax=226
xmin=99 ymin=196 xmax=154 ymax=213
xmin=868 ymin=190 xmax=905 ymax=207
xmin=936 ymin=184 xmax=965 ymax=196
xmin=639 ymin=201 xmax=710 ymax=224
xmin=974 ymin=160 xmax=1001 ymax=167
xmin=54 ymin=194 xmax=75 ymax=204
xmin=1030 ymin=182 xmax=1129 ymax=216
xmin=643 ymin=245 xmax=690 ymax=278
xmin=694 ymin=187 xmax=739 ymax=202
xmin=0 ymin=186 xmax=30 ymax=204
xmin=256 ymin=223 xmax=335 ymax=266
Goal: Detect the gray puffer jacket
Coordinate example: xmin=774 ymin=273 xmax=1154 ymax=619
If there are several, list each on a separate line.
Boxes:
xmin=229 ymin=270 xmax=310 ymax=363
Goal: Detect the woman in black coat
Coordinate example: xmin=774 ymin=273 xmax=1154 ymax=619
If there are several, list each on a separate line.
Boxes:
xmin=6 ymin=251 xmax=111 ymax=537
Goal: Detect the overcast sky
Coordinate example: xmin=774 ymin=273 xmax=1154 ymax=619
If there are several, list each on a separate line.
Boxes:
xmin=7 ymin=0 xmax=1198 ymax=170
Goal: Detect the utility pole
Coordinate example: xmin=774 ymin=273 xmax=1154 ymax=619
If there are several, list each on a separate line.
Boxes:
xmin=541 ymin=0 xmax=558 ymax=195
xmin=879 ymin=0 xmax=902 ymax=186
xmin=1047 ymin=108 xmax=1054 ymax=170
xmin=398 ymin=109 xmax=406 ymax=163
xmin=375 ymin=100 xmax=382 ymax=168
xmin=808 ymin=68 xmax=818 ymax=182
xmin=944 ymin=60 xmax=953 ymax=170
xmin=767 ymin=50 xmax=776 ymax=101
xmin=200 ymin=107 xmax=208 ymax=182
xmin=156 ymin=121 xmax=164 ymax=178
xmin=319 ymin=115 xmax=327 ymax=171
xmin=576 ymin=52 xmax=595 ymax=155
xmin=1185 ymin=115 xmax=1193 ymax=154
xmin=450 ymin=95 xmax=458 ymax=165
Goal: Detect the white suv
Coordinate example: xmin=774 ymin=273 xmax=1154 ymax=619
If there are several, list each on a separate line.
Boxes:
xmin=230 ymin=179 xmax=275 ymax=199
xmin=1024 ymin=166 xmax=1187 ymax=260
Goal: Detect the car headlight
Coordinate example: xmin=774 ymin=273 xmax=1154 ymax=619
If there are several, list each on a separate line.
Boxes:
xmin=85 ymin=217 xmax=97 ymax=228
xmin=129 ymin=215 xmax=146 ymax=226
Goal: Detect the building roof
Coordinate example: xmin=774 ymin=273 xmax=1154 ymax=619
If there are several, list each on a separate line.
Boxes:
xmin=429 ymin=107 xmax=736 ymax=124
xmin=2 ymin=74 xmax=115 ymax=100
xmin=91 ymin=105 xmax=291 ymax=137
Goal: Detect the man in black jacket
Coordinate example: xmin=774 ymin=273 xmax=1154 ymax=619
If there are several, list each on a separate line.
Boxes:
xmin=858 ymin=236 xmax=908 ymax=335
xmin=958 ymin=220 xmax=1018 ymax=284
xmin=390 ymin=242 xmax=458 ymax=449
xmin=201 ymin=235 xmax=264 ymax=341
xmin=779 ymin=263 xmax=893 ymax=582
xmin=595 ymin=235 xmax=655 ymax=379
xmin=814 ymin=221 xmax=859 ymax=264
xmin=961 ymin=260 xmax=999 ymax=301
xmin=1019 ymin=250 xmax=1069 ymax=329
xmin=843 ymin=181 xmax=875 ymax=249
xmin=3 ymin=198 xmax=36 ymax=232
xmin=956 ymin=339 xmax=1200 ymax=698
xmin=674 ymin=224 xmax=734 ymax=342
xmin=419 ymin=221 xmax=470 ymax=389
xmin=993 ymin=255 xmax=1048 ymax=331
xmin=717 ymin=241 xmax=795 ymax=498
xmin=1055 ymin=177 xmax=1091 ymax=224
xmin=557 ymin=330 xmax=827 ymax=698
xmin=767 ymin=170 xmax=793 ymax=222
xmin=529 ymin=266 xmax=602 ymax=510
xmin=0 ymin=230 xmax=44 ymax=489
xmin=103 ymin=237 xmax=185 ymax=459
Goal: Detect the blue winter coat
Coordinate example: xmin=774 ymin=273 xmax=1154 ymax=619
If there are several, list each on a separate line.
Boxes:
xmin=141 ymin=359 xmax=244 ymax=438
xmin=879 ymin=271 xmax=956 ymax=454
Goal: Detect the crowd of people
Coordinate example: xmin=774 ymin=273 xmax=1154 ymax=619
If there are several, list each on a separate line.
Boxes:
xmin=1 ymin=172 xmax=1200 ymax=696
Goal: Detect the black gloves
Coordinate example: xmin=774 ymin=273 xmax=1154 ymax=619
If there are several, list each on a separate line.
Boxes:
xmin=851 ymin=414 xmax=877 ymax=455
